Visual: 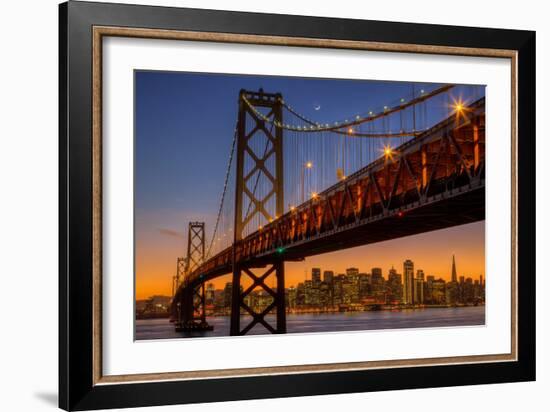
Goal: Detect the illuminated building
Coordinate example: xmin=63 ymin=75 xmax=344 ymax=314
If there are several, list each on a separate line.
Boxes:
xmin=358 ymin=273 xmax=371 ymax=298
xmin=387 ymin=267 xmax=403 ymax=302
xmin=288 ymin=286 xmax=297 ymax=309
xmin=346 ymin=268 xmax=360 ymax=302
xmin=304 ymin=280 xmax=313 ymax=305
xmin=415 ymin=269 xmax=425 ymax=304
xmin=312 ymin=268 xmax=321 ymax=288
xmin=371 ymin=267 xmax=386 ymax=302
xmin=431 ymin=278 xmax=446 ymax=304
xmin=323 ymin=270 xmax=334 ymax=285
xmin=403 ymin=259 xmax=415 ymax=305
xmin=445 ymin=281 xmax=459 ymax=305
xmin=451 ymin=254 xmax=458 ymax=283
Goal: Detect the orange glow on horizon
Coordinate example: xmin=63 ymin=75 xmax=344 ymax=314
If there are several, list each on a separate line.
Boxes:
xmin=135 ymin=221 xmax=485 ymax=300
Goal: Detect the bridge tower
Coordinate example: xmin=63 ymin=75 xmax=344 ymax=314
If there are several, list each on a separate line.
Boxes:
xmin=170 ymin=256 xmax=187 ymax=322
xmin=230 ymin=89 xmax=286 ymax=335
xmin=178 ymin=222 xmax=209 ymax=329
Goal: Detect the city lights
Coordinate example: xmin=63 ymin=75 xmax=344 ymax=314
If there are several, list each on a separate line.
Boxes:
xmin=147 ymin=256 xmax=486 ymax=321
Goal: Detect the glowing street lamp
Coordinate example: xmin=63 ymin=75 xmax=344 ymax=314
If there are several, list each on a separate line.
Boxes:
xmin=301 ymin=161 xmax=313 ymax=204
xmin=382 ymin=145 xmax=397 ymax=163
xmin=454 ymin=101 xmax=464 ymax=113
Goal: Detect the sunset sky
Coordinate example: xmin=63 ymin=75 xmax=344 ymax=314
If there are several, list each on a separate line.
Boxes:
xmin=135 ymin=71 xmax=485 ymax=300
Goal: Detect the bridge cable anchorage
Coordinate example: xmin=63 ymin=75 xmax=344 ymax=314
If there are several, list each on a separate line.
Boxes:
xmin=206 ymin=123 xmax=238 ymax=259
xmin=242 ymin=84 xmax=455 ymax=136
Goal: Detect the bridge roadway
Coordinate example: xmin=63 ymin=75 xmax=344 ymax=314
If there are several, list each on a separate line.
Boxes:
xmin=175 ymin=97 xmax=485 ymax=296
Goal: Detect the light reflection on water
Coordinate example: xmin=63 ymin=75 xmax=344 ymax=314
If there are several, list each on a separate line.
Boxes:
xmin=136 ymin=306 xmax=485 ymax=340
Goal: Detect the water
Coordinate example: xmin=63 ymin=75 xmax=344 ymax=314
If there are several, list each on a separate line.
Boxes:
xmin=136 ymin=306 xmax=485 ymax=340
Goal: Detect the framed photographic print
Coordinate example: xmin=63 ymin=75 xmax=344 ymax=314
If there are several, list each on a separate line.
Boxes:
xmin=59 ymin=1 xmax=536 ymax=410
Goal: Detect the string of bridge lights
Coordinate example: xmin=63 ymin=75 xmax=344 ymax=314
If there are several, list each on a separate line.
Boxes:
xmin=242 ymin=84 xmax=454 ymax=135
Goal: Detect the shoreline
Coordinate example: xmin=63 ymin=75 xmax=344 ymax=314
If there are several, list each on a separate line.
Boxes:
xmin=136 ymin=303 xmax=485 ymax=321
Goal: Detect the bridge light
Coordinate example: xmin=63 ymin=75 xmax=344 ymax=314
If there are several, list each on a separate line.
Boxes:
xmin=306 ymin=161 xmax=313 ymax=169
xmin=454 ymin=102 xmax=464 ymax=113
xmin=277 ymin=247 xmax=286 ymax=254
xmin=383 ymin=145 xmax=395 ymax=161
xmin=397 ymin=211 xmax=404 ymax=218
xmin=347 ymin=127 xmax=354 ymax=135
xmin=311 ymin=192 xmax=318 ymax=200
xmin=290 ymin=206 xmax=296 ymax=211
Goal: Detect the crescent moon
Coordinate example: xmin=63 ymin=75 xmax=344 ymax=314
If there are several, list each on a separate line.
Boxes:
xmin=314 ymin=104 xmax=321 ymax=111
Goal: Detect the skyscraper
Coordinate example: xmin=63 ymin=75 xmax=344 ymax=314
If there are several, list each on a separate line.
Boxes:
xmin=387 ymin=266 xmax=403 ymax=302
xmin=451 ymin=254 xmax=458 ymax=283
xmin=323 ymin=270 xmax=334 ymax=285
xmin=312 ymin=268 xmax=321 ymax=288
xmin=403 ymin=259 xmax=415 ymax=305
xmin=345 ymin=268 xmax=360 ymax=302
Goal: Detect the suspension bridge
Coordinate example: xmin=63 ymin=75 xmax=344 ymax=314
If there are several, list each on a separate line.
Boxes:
xmin=169 ymin=84 xmax=485 ymax=335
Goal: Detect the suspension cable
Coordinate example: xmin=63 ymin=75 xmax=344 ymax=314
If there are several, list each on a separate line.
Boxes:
xmin=206 ymin=123 xmax=238 ymax=258
xmin=243 ymin=84 xmax=454 ymax=135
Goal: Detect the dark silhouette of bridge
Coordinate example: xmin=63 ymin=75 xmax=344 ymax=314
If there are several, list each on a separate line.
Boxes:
xmin=170 ymin=86 xmax=485 ymax=336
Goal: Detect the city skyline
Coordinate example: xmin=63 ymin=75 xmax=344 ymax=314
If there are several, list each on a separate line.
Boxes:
xmin=136 ymin=221 xmax=484 ymax=299
xmin=137 ymin=253 xmax=485 ymax=322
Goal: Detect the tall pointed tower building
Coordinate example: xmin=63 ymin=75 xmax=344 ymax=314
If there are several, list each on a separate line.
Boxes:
xmin=451 ymin=254 xmax=458 ymax=283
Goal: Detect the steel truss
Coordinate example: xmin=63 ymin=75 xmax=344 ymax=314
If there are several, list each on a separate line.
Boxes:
xmin=231 ymin=89 xmax=285 ymax=335
xmin=179 ymin=222 xmax=208 ymax=328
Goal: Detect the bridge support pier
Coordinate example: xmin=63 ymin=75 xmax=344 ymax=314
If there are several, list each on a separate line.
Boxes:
xmin=230 ymin=260 xmax=286 ymax=336
xmin=175 ymin=283 xmax=212 ymax=332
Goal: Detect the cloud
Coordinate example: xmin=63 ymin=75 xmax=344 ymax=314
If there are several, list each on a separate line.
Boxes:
xmin=158 ymin=228 xmax=185 ymax=239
